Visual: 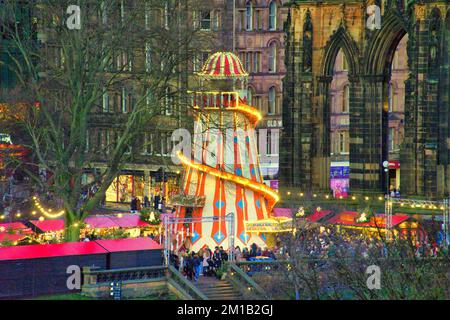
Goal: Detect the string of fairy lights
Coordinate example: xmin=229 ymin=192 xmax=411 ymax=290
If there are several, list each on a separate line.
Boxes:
xmin=282 ymin=191 xmax=447 ymax=210
xmin=32 ymin=196 xmax=65 ymax=219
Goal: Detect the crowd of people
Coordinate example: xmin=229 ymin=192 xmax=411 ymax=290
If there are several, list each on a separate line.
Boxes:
xmin=278 ymin=226 xmax=449 ymax=261
xmin=169 ymin=243 xmax=278 ymax=281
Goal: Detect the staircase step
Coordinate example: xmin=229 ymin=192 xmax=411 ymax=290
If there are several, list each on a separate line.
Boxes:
xmin=194 ymin=277 xmax=243 ymax=300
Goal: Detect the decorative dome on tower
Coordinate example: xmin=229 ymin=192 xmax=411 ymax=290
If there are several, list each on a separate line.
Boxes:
xmin=197 ymin=52 xmax=248 ymax=79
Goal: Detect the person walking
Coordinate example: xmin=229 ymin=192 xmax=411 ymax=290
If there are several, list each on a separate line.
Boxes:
xmin=130 ymin=197 xmax=138 ymax=213
xmin=136 ymin=197 xmax=142 ymax=212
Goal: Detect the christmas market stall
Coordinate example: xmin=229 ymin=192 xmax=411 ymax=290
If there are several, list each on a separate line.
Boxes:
xmin=0 ymin=222 xmax=35 ymax=246
xmin=324 ymin=211 xmax=419 ymax=238
xmin=27 ymin=219 xmax=64 ymax=242
xmin=0 ymin=241 xmax=108 ymax=298
xmin=95 ymin=237 xmax=163 ymax=269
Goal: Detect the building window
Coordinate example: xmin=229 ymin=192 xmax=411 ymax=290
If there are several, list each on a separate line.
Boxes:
xmin=115 ymin=50 xmax=132 ymax=72
xmin=268 ymin=42 xmax=277 ymax=73
xmin=213 ymin=11 xmax=221 ymax=31
xmin=238 ymin=10 xmax=245 ymax=31
xmin=164 ymin=88 xmax=173 ymax=115
xmin=246 ymin=2 xmax=253 ymax=31
xmin=342 ymin=85 xmax=350 ymax=112
xmin=102 ymin=91 xmax=110 ymax=112
xmin=160 ymin=132 xmax=173 ymax=156
xmin=122 ymin=88 xmax=128 ymax=113
xmin=145 ymin=43 xmax=152 ymax=73
xmin=388 ymin=83 xmax=395 ymax=112
xmin=201 ymin=11 xmax=211 ymax=30
xmin=389 ymin=128 xmax=395 ymax=151
xmin=269 ymin=1 xmax=277 ymax=31
xmin=268 ymin=87 xmax=276 ymax=115
xmin=339 ymin=132 xmax=348 ymax=154
xmin=164 ymin=1 xmax=169 ymax=30
xmin=142 ymin=132 xmax=154 ymax=155
xmin=247 ymin=87 xmax=254 ymax=105
xmin=254 ymin=10 xmax=262 ymax=30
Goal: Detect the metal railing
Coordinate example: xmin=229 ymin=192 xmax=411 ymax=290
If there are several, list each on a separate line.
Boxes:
xmin=83 ymin=265 xmax=167 ymax=285
xmin=235 ymin=260 xmax=288 ymax=275
xmin=167 ymin=265 xmax=208 ymax=300
xmin=227 ymin=263 xmax=266 ymax=299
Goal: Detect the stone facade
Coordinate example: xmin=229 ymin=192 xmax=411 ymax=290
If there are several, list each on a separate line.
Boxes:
xmin=280 ymin=0 xmax=449 ymax=198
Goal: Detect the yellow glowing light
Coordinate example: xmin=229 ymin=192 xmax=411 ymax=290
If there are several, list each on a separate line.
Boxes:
xmin=300 ymin=193 xmax=304 ymax=197
xmin=313 ymin=194 xmax=317 ymax=198
xmin=287 ymin=191 xmax=291 ymax=196
xmin=39 ymin=216 xmax=45 ymax=221
xmin=378 ymin=197 xmax=383 ymax=201
xmin=32 ymin=211 xmax=36 ymax=215
xmin=351 ymin=196 xmax=356 ymax=200
xmin=177 ymin=151 xmax=279 ymax=210
xmin=33 ymin=196 xmax=65 ymax=218
xmin=117 ymin=213 xmax=123 ymax=218
xmin=0 ymin=215 xmax=5 ymax=220
xmin=325 ymin=195 xmax=329 ymax=199
xmin=365 ymin=196 xmax=369 ymax=201
xmin=192 ymin=103 xmax=263 ymax=124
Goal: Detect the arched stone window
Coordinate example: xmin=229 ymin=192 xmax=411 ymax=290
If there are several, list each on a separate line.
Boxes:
xmin=268 ymin=42 xmax=277 ymax=73
xmin=268 ymin=86 xmax=276 ymax=115
xmin=269 ymin=1 xmax=277 ymax=31
xmin=246 ymin=1 xmax=253 ymax=31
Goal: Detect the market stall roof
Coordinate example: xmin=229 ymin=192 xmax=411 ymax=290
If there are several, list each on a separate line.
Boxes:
xmin=325 ymin=211 xmax=411 ymax=229
xmin=96 ymin=237 xmax=163 ymax=252
xmin=85 ymin=216 xmax=117 ymax=229
xmin=0 ymin=232 xmax=26 ymax=243
xmin=306 ymin=210 xmax=333 ymax=223
xmin=29 ymin=219 xmax=65 ymax=232
xmin=0 ymin=241 xmax=108 ymax=261
xmin=272 ymin=208 xmax=292 ymax=218
xmin=109 ymin=214 xmax=151 ymax=228
xmin=0 ymin=222 xmax=29 ymax=231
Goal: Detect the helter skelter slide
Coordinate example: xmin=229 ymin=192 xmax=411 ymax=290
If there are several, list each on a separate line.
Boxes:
xmin=173 ymin=52 xmax=279 ymax=252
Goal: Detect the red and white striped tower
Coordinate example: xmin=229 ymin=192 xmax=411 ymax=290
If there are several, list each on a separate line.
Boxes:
xmin=175 ymin=52 xmax=279 ymax=251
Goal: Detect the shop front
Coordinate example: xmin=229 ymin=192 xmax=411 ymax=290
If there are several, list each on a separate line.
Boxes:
xmin=104 ymin=169 xmax=181 ymax=205
xmin=105 ymin=172 xmax=146 ymax=203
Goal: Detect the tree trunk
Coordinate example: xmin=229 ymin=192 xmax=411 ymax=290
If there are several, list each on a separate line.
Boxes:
xmin=64 ymin=213 xmax=81 ymax=242
xmin=64 ymin=225 xmax=81 ymax=242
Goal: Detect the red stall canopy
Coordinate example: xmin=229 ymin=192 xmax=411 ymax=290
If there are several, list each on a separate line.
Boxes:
xmin=0 ymin=241 xmax=108 ymax=261
xmin=0 ymin=233 xmax=26 ymax=243
xmin=84 ymin=216 xmax=117 ymax=229
xmin=96 ymin=237 xmax=163 ymax=252
xmin=306 ymin=210 xmax=333 ymax=223
xmin=325 ymin=211 xmax=410 ymax=229
xmin=109 ymin=214 xmax=150 ymax=228
xmin=29 ymin=220 xmax=65 ymax=232
xmin=0 ymin=222 xmax=28 ymax=231
xmin=272 ymin=208 xmax=293 ymax=218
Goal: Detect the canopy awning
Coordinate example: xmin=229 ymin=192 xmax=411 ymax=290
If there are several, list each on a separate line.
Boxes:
xmin=0 ymin=241 xmax=108 ymax=261
xmin=244 ymin=217 xmax=293 ymax=233
xmin=325 ymin=211 xmax=411 ymax=229
xmin=306 ymin=210 xmax=333 ymax=223
xmin=95 ymin=237 xmax=163 ymax=251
